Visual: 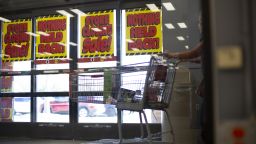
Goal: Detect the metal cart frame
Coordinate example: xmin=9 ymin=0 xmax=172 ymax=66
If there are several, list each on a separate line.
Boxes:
xmin=116 ymin=56 xmax=178 ymax=144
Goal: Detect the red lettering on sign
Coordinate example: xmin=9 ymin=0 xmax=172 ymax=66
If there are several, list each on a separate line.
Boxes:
xmin=130 ymin=26 xmax=157 ymax=38
xmin=128 ymin=38 xmax=159 ymax=50
xmin=40 ymin=32 xmax=63 ymax=43
xmin=38 ymin=19 xmax=66 ymax=32
xmin=82 ymin=25 xmax=112 ymax=37
xmin=4 ymin=32 xmax=30 ymax=43
xmin=38 ymin=43 xmax=65 ymax=54
xmin=127 ymin=12 xmax=160 ymax=26
xmin=7 ymin=23 xmax=28 ymax=33
xmin=85 ymin=14 xmax=109 ymax=26
xmin=82 ymin=36 xmax=112 ymax=53
xmin=4 ymin=43 xmax=29 ymax=58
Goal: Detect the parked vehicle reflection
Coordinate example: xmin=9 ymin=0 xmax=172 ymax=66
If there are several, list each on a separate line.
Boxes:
xmin=40 ymin=96 xmax=116 ymax=117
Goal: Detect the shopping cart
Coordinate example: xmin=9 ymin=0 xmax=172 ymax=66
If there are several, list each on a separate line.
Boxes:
xmin=116 ymin=56 xmax=179 ymax=144
xmin=69 ymin=56 xmax=178 ymax=143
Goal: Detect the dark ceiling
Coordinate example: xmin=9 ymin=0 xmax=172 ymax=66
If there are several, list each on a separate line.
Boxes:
xmin=0 ymin=0 xmax=107 ymax=12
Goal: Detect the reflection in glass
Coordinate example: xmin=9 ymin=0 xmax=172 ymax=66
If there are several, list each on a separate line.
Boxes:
xmin=36 ymin=74 xmax=69 ymax=92
xmin=12 ymin=97 xmax=31 ymax=122
xmin=1 ymin=61 xmax=31 ymax=72
xmin=36 ymin=97 xmax=69 ymax=123
xmin=78 ymin=96 xmax=117 ymax=123
xmin=0 ymin=76 xmax=30 ymax=93
xmin=78 ymin=73 xmax=104 ymax=92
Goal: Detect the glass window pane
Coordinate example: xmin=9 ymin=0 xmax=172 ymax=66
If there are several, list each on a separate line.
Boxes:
xmin=0 ymin=97 xmax=31 ymax=122
xmin=121 ymin=9 xmax=155 ymax=65
xmin=13 ymin=97 xmax=31 ymax=122
xmin=0 ymin=76 xmax=30 ymax=93
xmin=1 ymin=61 xmax=31 ymax=71
xmin=78 ymin=96 xmax=117 ymax=123
xmin=120 ymin=9 xmax=162 ymax=124
xmin=36 ymin=74 xmax=69 ymax=92
xmin=0 ymin=97 xmax=14 ymax=122
xmin=36 ymin=63 xmax=69 ymax=70
xmin=36 ymin=97 xmax=69 ymax=123
xmin=121 ymin=71 xmax=161 ymax=123
xmin=78 ymin=73 xmax=104 ymax=92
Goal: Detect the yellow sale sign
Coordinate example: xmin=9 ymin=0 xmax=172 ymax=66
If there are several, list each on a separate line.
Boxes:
xmin=126 ymin=9 xmax=162 ymax=55
xmin=36 ymin=16 xmax=67 ymax=59
xmin=80 ymin=10 xmax=114 ymax=58
xmin=1 ymin=19 xmax=32 ymax=62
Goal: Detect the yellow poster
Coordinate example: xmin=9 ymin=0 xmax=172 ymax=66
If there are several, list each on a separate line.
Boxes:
xmin=1 ymin=19 xmax=32 ymax=62
xmin=126 ymin=9 xmax=162 ymax=55
xmin=36 ymin=16 xmax=67 ymax=59
xmin=80 ymin=10 xmax=114 ymax=58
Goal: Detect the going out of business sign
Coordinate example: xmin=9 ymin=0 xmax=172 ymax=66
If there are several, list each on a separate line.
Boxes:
xmin=1 ymin=19 xmax=32 ymax=62
xmin=36 ymin=16 xmax=67 ymax=59
xmin=126 ymin=9 xmax=162 ymax=55
xmin=80 ymin=10 xmax=114 ymax=58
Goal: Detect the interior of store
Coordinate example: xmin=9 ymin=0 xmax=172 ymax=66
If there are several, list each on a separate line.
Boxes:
xmin=0 ymin=0 xmax=255 ymax=144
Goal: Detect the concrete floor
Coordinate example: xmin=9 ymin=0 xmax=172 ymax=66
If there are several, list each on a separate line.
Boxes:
xmin=0 ymin=138 xmax=170 ymax=144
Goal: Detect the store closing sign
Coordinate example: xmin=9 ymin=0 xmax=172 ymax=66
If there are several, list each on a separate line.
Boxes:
xmin=36 ymin=16 xmax=67 ymax=59
xmin=80 ymin=10 xmax=114 ymax=58
xmin=126 ymin=9 xmax=162 ymax=55
xmin=1 ymin=19 xmax=32 ymax=62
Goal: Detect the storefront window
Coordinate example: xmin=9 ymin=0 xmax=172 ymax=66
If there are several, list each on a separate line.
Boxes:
xmin=120 ymin=8 xmax=162 ymax=123
xmin=36 ymin=74 xmax=69 ymax=92
xmin=78 ymin=96 xmax=117 ymax=123
xmin=0 ymin=97 xmax=31 ymax=122
xmin=0 ymin=76 xmax=30 ymax=93
xmin=36 ymin=96 xmax=69 ymax=123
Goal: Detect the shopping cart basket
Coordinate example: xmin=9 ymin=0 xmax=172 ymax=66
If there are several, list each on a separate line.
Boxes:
xmin=116 ymin=56 xmax=178 ymax=143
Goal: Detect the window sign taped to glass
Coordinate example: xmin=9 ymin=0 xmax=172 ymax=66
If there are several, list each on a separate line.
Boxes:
xmin=125 ymin=8 xmax=162 ymax=56
xmin=35 ymin=15 xmax=68 ymax=61
xmin=79 ymin=10 xmax=115 ymax=62
xmin=1 ymin=19 xmax=32 ymax=62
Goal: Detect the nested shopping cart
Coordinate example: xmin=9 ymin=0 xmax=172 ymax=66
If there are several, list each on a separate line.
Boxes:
xmin=116 ymin=56 xmax=178 ymax=143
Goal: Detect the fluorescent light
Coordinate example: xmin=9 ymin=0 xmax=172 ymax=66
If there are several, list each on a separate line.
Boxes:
xmin=102 ymin=27 xmax=107 ymax=30
xmin=165 ymin=23 xmax=175 ymax=29
xmin=177 ymin=36 xmax=185 ymax=41
xmin=101 ymin=56 xmax=107 ymax=59
xmin=91 ymin=28 xmax=102 ymax=32
xmin=25 ymin=32 xmax=39 ymax=37
xmin=146 ymin=4 xmax=160 ymax=12
xmin=14 ymin=44 xmax=22 ymax=48
xmin=69 ymin=42 xmax=77 ymax=46
xmin=162 ymin=2 xmax=175 ymax=11
xmin=56 ymin=10 xmax=74 ymax=17
xmin=70 ymin=9 xmax=87 ymax=16
xmin=126 ymin=39 xmax=134 ymax=43
xmin=43 ymin=52 xmax=52 ymax=55
xmin=185 ymin=45 xmax=189 ymax=49
xmin=177 ymin=22 xmax=187 ymax=28
xmin=2 ymin=54 xmax=10 ymax=57
xmin=131 ymin=48 xmax=139 ymax=51
xmin=58 ymin=42 xmax=66 ymax=46
xmin=37 ymin=31 xmax=50 ymax=36
xmin=0 ymin=17 xmax=11 ymax=22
